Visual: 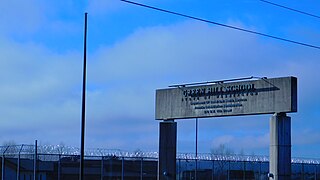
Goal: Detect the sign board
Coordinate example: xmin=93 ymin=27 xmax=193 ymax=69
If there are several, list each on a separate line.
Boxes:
xmin=155 ymin=77 xmax=297 ymax=120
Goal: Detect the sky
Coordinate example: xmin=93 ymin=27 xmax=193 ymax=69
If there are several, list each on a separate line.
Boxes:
xmin=0 ymin=0 xmax=320 ymax=158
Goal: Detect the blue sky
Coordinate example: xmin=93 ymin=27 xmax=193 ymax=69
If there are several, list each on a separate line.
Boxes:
xmin=1 ymin=0 xmax=320 ymax=158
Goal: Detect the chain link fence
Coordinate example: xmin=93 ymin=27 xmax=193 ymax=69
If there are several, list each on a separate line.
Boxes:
xmin=0 ymin=145 xmax=319 ymax=179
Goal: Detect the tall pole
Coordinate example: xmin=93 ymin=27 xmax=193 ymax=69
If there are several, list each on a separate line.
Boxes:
xmin=80 ymin=12 xmax=88 ymax=180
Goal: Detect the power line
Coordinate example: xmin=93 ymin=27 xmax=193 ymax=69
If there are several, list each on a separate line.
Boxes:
xmin=260 ymin=0 xmax=320 ymax=19
xmin=120 ymin=0 xmax=320 ymax=50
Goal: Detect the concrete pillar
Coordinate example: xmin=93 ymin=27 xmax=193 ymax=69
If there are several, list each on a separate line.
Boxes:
xmin=158 ymin=120 xmax=177 ymax=180
xmin=269 ymin=113 xmax=291 ymax=180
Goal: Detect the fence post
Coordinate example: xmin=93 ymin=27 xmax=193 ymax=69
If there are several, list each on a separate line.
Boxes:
xmin=100 ymin=156 xmax=104 ymax=180
xmin=301 ymin=163 xmax=304 ymax=180
xmin=314 ymin=164 xmax=317 ymax=180
xmin=17 ymin=144 xmax=24 ymax=180
xmin=1 ymin=146 xmax=9 ymax=180
xmin=317 ymin=164 xmax=319 ymax=180
xmin=17 ymin=152 xmax=20 ymax=180
xmin=212 ymin=160 xmax=214 ymax=180
xmin=243 ymin=161 xmax=246 ymax=180
xmin=227 ymin=161 xmax=230 ymax=180
xmin=121 ymin=157 xmax=124 ymax=180
xmin=259 ymin=161 xmax=262 ymax=180
xmin=177 ymin=159 xmax=180 ymax=180
xmin=140 ymin=157 xmax=143 ymax=180
xmin=1 ymin=150 xmax=3 ymax=180
xmin=58 ymin=154 xmax=61 ymax=180
xmin=111 ymin=156 xmax=113 ymax=178
xmin=33 ymin=140 xmax=37 ymax=180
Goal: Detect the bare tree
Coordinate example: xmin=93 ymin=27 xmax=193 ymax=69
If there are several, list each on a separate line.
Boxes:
xmin=211 ymin=144 xmax=234 ymax=155
xmin=210 ymin=144 xmax=234 ymax=180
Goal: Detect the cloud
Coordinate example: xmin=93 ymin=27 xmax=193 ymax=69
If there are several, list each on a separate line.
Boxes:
xmin=210 ymin=133 xmax=269 ymax=154
xmin=211 ymin=135 xmax=234 ymax=148
xmin=0 ymin=36 xmax=83 ymax=144
xmin=90 ymin=20 xmax=320 ymax=87
xmin=0 ymin=38 xmax=81 ymax=102
xmin=0 ymin=10 xmax=319 ymax=156
xmin=91 ymin=21 xmax=261 ymax=83
xmin=293 ymin=129 xmax=320 ymax=145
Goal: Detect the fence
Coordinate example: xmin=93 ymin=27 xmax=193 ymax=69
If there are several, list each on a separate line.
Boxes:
xmin=0 ymin=145 xmax=319 ymax=180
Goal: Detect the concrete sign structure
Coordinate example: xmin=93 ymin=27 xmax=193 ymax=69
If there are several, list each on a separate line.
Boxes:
xmin=156 ymin=76 xmax=297 ymax=180
xmin=156 ymin=76 xmax=297 ymax=120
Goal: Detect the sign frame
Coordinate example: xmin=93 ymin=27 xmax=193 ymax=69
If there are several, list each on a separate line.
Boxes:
xmin=155 ymin=76 xmax=297 ymax=120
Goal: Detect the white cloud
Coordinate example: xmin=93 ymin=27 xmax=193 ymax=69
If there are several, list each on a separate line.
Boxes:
xmin=211 ymin=135 xmax=234 ymax=148
xmin=90 ymin=21 xmax=262 ymax=83
xmin=293 ymin=129 xmax=320 ymax=145
xmin=0 ymin=11 xmax=319 ymax=156
xmin=0 ymin=36 xmax=83 ymax=144
xmin=211 ymin=133 xmax=269 ymax=154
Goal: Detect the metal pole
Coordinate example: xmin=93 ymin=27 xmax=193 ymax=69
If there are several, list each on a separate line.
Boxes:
xmin=227 ymin=161 xmax=230 ymax=180
xmin=212 ymin=160 xmax=214 ymax=180
xmin=1 ymin=146 xmax=9 ymax=180
xmin=140 ymin=157 xmax=143 ymax=180
xmin=17 ymin=144 xmax=24 ymax=180
xmin=195 ymin=118 xmax=198 ymax=180
xmin=58 ymin=154 xmax=61 ymax=180
xmin=17 ymin=153 xmax=20 ymax=180
xmin=259 ymin=161 xmax=262 ymax=180
xmin=177 ymin=159 xmax=180 ymax=179
xmin=80 ymin=12 xmax=88 ymax=180
xmin=110 ymin=157 xmax=113 ymax=178
xmin=243 ymin=161 xmax=246 ymax=180
xmin=100 ymin=156 xmax=103 ymax=180
xmin=315 ymin=164 xmax=317 ymax=180
xmin=121 ymin=157 xmax=124 ymax=180
xmin=302 ymin=163 xmax=304 ymax=179
xmin=1 ymin=154 xmax=3 ymax=180
xmin=34 ymin=140 xmax=37 ymax=180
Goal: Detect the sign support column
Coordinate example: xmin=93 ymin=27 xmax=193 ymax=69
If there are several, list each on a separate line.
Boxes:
xmin=269 ymin=112 xmax=291 ymax=180
xmin=155 ymin=77 xmax=297 ymax=180
xmin=158 ymin=120 xmax=177 ymax=180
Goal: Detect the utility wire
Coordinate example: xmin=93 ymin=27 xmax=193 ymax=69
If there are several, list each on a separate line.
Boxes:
xmin=120 ymin=0 xmax=320 ymax=50
xmin=260 ymin=0 xmax=320 ymax=19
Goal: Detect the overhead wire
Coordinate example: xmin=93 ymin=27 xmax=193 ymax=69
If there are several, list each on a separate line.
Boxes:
xmin=120 ymin=0 xmax=320 ymax=50
xmin=260 ymin=0 xmax=320 ymax=19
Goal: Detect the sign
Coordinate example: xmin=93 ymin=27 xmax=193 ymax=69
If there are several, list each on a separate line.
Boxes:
xmin=155 ymin=77 xmax=297 ymax=120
